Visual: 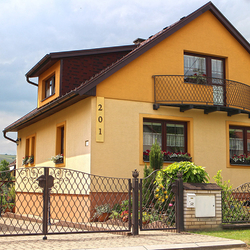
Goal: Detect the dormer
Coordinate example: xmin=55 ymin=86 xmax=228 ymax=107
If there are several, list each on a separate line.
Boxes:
xmin=38 ymin=60 xmax=61 ymax=108
xmin=25 ymin=45 xmax=137 ymax=109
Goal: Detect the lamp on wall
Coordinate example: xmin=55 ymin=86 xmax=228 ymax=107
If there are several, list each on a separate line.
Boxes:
xmin=16 ymin=138 xmax=21 ymax=146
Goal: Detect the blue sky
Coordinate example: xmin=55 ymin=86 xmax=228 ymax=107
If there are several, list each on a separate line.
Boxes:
xmin=1 ymin=0 xmax=250 ymax=155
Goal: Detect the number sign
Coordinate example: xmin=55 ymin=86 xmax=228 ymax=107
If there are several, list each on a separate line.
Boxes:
xmin=96 ymin=97 xmax=104 ymax=142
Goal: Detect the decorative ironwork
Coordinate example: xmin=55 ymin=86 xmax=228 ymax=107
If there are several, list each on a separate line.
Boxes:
xmin=222 ymin=182 xmax=250 ymax=224
xmin=0 ymin=167 xmax=183 ymax=238
xmin=153 ymin=75 xmax=250 ymax=114
xmin=139 ymin=170 xmax=177 ymax=231
xmin=0 ymin=167 xmax=131 ymax=237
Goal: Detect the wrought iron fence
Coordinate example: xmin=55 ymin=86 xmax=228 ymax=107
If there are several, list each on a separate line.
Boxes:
xmin=153 ymin=75 xmax=250 ymax=111
xmin=222 ymin=182 xmax=250 ymax=224
xmin=0 ymin=167 xmax=183 ymax=239
xmin=0 ymin=167 xmax=131 ymax=238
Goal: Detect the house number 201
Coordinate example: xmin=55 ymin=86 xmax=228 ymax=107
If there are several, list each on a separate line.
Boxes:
xmin=96 ymin=97 xmax=104 ymax=142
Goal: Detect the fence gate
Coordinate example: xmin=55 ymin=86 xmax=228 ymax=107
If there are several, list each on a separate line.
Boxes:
xmin=138 ymin=170 xmax=183 ymax=233
xmin=0 ymin=167 xmax=131 ymax=238
xmin=0 ymin=167 xmax=184 ymax=238
xmin=222 ymin=182 xmax=250 ymax=224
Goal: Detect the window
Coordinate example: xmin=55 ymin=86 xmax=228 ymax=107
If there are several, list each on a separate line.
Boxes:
xmin=55 ymin=122 xmax=65 ymax=165
xmin=184 ymin=53 xmax=224 ymax=81
xmin=143 ymin=119 xmax=189 ymax=161
xmin=44 ymin=75 xmax=55 ymax=99
xmin=229 ymin=126 xmax=250 ymax=164
xmin=24 ymin=134 xmax=35 ymax=166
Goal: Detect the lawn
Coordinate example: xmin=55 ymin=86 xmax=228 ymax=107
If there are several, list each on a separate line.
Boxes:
xmin=191 ymin=229 xmax=250 ymax=247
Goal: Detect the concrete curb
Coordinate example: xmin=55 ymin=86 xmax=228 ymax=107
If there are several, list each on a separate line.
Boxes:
xmin=78 ymin=240 xmax=247 ymax=250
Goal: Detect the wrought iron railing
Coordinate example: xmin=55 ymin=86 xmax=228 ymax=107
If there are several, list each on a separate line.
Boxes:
xmin=153 ymin=75 xmax=250 ymax=112
xmin=222 ymin=182 xmax=250 ymax=224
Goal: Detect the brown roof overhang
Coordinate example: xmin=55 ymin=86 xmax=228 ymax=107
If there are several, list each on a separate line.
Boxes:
xmin=26 ymin=45 xmax=137 ymax=78
xmin=77 ymin=1 xmax=250 ymax=96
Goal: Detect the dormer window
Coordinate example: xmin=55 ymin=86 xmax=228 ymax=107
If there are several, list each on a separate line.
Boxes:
xmin=44 ymin=75 xmax=55 ymax=99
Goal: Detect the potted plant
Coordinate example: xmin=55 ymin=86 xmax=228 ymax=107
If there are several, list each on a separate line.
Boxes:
xmin=22 ymin=156 xmax=29 ymax=165
xmin=26 ymin=155 xmax=34 ymax=165
xmin=3 ymin=203 xmax=15 ymax=213
xmin=94 ymin=204 xmax=111 ymax=222
xmin=51 ymin=154 xmax=64 ymax=164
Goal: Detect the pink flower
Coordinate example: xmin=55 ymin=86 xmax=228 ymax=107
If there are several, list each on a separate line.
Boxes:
xmin=169 ymin=203 xmax=173 ymax=207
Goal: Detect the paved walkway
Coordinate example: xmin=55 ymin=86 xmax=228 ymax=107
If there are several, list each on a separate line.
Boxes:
xmin=0 ymin=231 xmax=247 ymax=250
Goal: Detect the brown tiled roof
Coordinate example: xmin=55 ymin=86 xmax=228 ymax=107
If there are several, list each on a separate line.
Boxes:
xmin=4 ymin=1 xmax=250 ymax=133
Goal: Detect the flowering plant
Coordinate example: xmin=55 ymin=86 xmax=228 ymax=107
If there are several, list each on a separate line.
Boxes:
xmin=154 ymin=183 xmax=168 ymax=203
xmin=143 ymin=150 xmax=191 ymax=162
xmin=22 ymin=156 xmax=29 ymax=165
xmin=51 ymin=154 xmax=64 ymax=163
xmin=231 ymin=154 xmax=250 ymax=164
xmin=26 ymin=155 xmax=34 ymax=164
xmin=185 ymin=73 xmax=207 ymax=84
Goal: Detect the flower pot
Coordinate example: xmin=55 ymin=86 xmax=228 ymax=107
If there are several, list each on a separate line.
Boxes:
xmin=142 ymin=220 xmax=150 ymax=225
xmin=98 ymin=212 xmax=111 ymax=222
xmin=5 ymin=208 xmax=11 ymax=213
xmin=55 ymin=158 xmax=63 ymax=164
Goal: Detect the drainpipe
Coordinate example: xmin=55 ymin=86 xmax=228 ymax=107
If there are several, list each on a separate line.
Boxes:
xmin=3 ymin=131 xmax=17 ymax=144
xmin=26 ymin=76 xmax=38 ymax=86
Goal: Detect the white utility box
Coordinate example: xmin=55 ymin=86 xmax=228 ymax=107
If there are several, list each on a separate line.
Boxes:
xmin=187 ymin=193 xmax=196 ymax=208
xmin=195 ymin=195 xmax=215 ymax=217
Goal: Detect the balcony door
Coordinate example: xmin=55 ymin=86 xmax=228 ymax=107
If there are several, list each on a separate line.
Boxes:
xmin=184 ymin=53 xmax=225 ymax=106
xmin=212 ymin=59 xmax=224 ymax=105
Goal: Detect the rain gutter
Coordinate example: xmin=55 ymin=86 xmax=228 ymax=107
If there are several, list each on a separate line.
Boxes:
xmin=26 ymin=75 xmax=38 ymax=86
xmin=3 ymin=131 xmax=17 ymax=144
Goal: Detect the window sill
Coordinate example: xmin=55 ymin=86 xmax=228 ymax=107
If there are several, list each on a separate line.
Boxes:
xmin=143 ymin=159 xmax=192 ymax=163
xmin=54 ymin=162 xmax=65 ymax=167
xmin=41 ymin=93 xmax=55 ymax=102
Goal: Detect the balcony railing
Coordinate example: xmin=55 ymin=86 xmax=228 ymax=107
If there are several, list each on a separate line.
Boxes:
xmin=153 ymin=75 xmax=250 ymax=115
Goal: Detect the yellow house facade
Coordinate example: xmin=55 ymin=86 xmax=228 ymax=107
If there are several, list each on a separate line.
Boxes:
xmin=3 ymin=2 xmax=250 ymax=187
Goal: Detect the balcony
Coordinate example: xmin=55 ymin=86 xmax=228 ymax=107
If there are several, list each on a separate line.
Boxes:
xmin=153 ymin=75 xmax=250 ymax=117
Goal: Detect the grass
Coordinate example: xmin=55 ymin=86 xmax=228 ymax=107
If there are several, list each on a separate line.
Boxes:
xmin=0 ymin=154 xmax=16 ymax=164
xmin=191 ymin=229 xmax=250 ymax=246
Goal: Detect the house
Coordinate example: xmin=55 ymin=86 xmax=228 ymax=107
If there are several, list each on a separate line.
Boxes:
xmin=3 ymin=1 xmax=250 ymax=188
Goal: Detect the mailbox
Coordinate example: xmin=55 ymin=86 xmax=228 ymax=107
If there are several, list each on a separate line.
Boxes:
xmin=37 ymin=175 xmax=54 ymax=189
xmin=187 ymin=193 xmax=196 ymax=208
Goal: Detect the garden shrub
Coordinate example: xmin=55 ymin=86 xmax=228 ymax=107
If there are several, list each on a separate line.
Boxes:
xmin=158 ymin=161 xmax=209 ymax=185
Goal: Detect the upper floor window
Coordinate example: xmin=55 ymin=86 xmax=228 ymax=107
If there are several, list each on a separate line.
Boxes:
xmin=143 ymin=119 xmax=191 ymax=162
xmin=184 ymin=53 xmax=225 ymax=82
xmin=44 ymin=75 xmax=55 ymax=99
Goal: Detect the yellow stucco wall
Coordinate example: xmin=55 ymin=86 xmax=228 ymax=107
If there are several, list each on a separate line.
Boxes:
xmin=91 ymin=98 xmax=250 ymax=187
xmin=91 ymin=10 xmax=250 ymax=187
xmin=17 ymin=98 xmax=92 ymax=173
xmin=96 ymin=11 xmax=250 ymax=102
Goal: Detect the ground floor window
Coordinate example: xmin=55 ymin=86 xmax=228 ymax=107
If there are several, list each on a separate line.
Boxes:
xmin=22 ymin=134 xmax=35 ymax=166
xmin=143 ymin=119 xmax=191 ymax=162
xmin=229 ymin=126 xmax=250 ymax=165
xmin=55 ymin=122 xmax=65 ymax=165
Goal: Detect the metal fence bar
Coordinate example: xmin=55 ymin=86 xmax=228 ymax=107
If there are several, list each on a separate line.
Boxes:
xmin=132 ymin=170 xmax=139 ymax=236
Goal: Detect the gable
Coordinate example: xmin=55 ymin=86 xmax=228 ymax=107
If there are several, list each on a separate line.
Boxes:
xmin=96 ymin=10 xmax=250 ymax=103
